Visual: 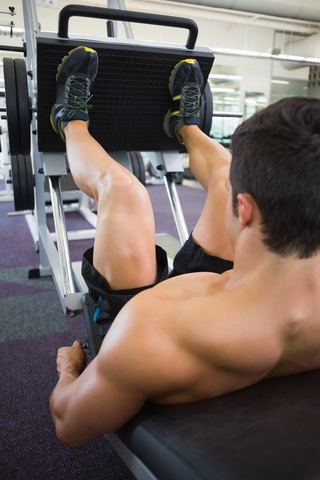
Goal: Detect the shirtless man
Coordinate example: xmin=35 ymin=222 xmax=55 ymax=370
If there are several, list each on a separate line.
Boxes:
xmin=50 ymin=46 xmax=320 ymax=447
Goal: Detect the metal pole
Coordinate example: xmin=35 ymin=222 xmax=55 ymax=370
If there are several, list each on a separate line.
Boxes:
xmin=22 ymin=0 xmax=49 ymax=270
xmin=107 ymin=0 xmax=118 ymax=36
xmin=163 ymin=173 xmax=189 ymax=245
xmin=48 ymin=176 xmax=76 ymax=296
xmin=0 ymin=45 xmax=24 ymax=52
xmin=117 ymin=0 xmax=134 ymax=39
xmin=22 ymin=0 xmax=38 ymax=50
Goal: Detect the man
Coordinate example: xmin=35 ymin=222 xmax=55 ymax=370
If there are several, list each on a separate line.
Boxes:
xmin=50 ymin=46 xmax=320 ymax=447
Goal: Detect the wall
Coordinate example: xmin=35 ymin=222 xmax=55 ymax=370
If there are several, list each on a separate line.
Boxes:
xmin=0 ymin=0 xmax=318 ymax=109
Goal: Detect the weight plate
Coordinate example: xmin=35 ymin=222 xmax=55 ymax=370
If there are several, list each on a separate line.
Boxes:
xmin=24 ymin=155 xmax=35 ymax=210
xmin=17 ymin=154 xmax=28 ymax=210
xmin=11 ymin=155 xmax=22 ymax=211
xmin=200 ymin=81 xmax=213 ymax=137
xmin=129 ymin=151 xmax=146 ymax=185
xmin=3 ymin=58 xmax=20 ymax=156
xmin=11 ymin=155 xmax=35 ymax=211
xmin=14 ymin=59 xmax=31 ymax=156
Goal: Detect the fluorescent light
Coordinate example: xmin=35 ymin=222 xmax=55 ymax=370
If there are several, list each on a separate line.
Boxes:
xmin=271 ymin=80 xmax=290 ymax=85
xmin=211 ymin=47 xmax=320 ymax=65
xmin=211 ymin=87 xmax=235 ymax=93
xmin=277 ymin=54 xmax=305 ymax=61
xmin=305 ymin=57 xmax=320 ymax=64
xmin=209 ymin=74 xmax=242 ymax=80
xmin=213 ymin=47 xmax=262 ymax=57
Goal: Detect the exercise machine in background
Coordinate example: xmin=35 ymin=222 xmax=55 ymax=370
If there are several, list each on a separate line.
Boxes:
xmin=4 ymin=0 xmax=214 ymax=315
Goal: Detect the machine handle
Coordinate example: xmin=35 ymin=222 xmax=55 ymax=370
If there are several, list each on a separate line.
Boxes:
xmin=58 ymin=4 xmax=198 ymax=50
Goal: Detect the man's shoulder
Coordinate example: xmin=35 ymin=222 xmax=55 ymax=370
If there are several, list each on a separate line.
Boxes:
xmin=97 ymin=272 xmax=281 ymax=404
xmin=115 ymin=269 xmax=237 ymax=340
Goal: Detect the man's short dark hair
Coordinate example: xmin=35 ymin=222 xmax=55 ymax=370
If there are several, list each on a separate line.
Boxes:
xmin=230 ymin=96 xmax=320 ymax=258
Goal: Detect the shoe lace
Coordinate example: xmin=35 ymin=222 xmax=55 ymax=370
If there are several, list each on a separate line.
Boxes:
xmin=66 ymin=77 xmax=93 ymax=119
xmin=177 ymin=85 xmax=204 ymax=118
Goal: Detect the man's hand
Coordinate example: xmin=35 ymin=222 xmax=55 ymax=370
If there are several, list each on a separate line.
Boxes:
xmin=56 ymin=340 xmax=87 ymax=379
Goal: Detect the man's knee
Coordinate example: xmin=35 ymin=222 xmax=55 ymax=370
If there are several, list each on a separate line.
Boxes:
xmin=96 ymin=166 xmax=147 ymax=207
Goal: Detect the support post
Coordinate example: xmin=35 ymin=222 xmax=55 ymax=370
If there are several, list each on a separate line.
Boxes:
xmin=48 ymin=176 xmax=76 ymax=297
xmin=163 ymin=173 xmax=189 ymax=245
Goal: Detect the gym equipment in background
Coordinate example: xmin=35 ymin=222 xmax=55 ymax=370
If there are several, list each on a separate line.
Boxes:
xmin=8 ymin=0 xmax=214 ymax=314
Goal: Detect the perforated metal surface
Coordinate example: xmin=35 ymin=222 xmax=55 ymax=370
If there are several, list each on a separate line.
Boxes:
xmin=37 ymin=35 xmax=214 ymax=153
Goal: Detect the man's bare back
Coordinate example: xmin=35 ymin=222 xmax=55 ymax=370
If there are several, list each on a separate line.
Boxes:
xmin=103 ymin=250 xmax=320 ymax=407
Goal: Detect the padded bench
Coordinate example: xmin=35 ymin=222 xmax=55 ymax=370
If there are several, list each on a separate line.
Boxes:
xmin=82 ymin=293 xmax=320 ymax=480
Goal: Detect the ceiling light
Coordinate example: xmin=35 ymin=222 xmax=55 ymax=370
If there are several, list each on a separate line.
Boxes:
xmin=271 ymin=80 xmax=290 ymax=84
xmin=211 ymin=47 xmax=320 ymax=65
xmin=209 ymin=74 xmax=242 ymax=80
xmin=211 ymin=87 xmax=235 ymax=92
xmin=305 ymin=57 xmax=320 ymax=64
xmin=277 ymin=54 xmax=305 ymax=61
xmin=213 ymin=47 xmax=262 ymax=57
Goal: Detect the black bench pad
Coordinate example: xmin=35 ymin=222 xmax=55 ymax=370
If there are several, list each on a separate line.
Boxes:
xmin=82 ymin=293 xmax=320 ymax=480
xmin=117 ymin=370 xmax=320 ymax=480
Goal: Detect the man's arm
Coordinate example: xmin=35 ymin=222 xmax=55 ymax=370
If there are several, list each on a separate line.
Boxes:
xmin=50 ymin=287 xmax=209 ymax=447
xmin=50 ymin=293 xmax=191 ymax=447
xmin=50 ymin=339 xmax=147 ymax=447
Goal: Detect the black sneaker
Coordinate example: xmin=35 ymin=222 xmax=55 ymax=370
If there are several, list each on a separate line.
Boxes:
xmin=50 ymin=46 xmax=99 ymax=141
xmin=163 ymin=59 xmax=204 ymax=144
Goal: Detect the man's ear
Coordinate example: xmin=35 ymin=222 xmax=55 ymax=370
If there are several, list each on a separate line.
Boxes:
xmin=237 ymin=193 xmax=254 ymax=228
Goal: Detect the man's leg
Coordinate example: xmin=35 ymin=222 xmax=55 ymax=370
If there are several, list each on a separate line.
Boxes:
xmin=164 ymin=60 xmax=233 ymax=262
xmin=51 ymin=47 xmax=157 ymax=290
xmin=65 ymin=121 xmax=157 ymax=290
xmin=181 ymin=126 xmax=233 ymax=261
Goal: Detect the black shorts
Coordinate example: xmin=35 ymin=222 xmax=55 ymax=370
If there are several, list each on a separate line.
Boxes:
xmin=82 ymin=234 xmax=233 ymax=337
xmin=170 ymin=233 xmax=234 ymax=277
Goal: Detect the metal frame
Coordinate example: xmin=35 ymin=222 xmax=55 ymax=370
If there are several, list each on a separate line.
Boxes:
xmin=0 ymin=126 xmax=14 ymax=203
xmin=22 ymin=1 xmax=85 ymax=313
xmin=106 ymin=432 xmax=158 ymax=480
xmin=21 ymin=0 xmax=190 ymax=314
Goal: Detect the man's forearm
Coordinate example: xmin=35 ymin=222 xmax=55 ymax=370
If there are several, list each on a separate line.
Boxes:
xmin=56 ymin=368 xmax=79 ymax=385
xmin=50 ymin=342 xmax=86 ymax=434
xmin=50 ymin=369 xmax=79 ymax=417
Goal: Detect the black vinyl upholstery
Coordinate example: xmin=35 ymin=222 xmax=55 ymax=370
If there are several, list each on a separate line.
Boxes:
xmin=116 ymin=371 xmax=320 ymax=480
xmin=82 ymin=293 xmax=320 ymax=480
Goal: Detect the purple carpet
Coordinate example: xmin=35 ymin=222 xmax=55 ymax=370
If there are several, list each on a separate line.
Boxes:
xmin=0 ymin=182 xmax=206 ymax=479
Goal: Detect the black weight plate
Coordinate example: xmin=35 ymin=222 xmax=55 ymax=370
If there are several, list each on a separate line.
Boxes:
xmin=14 ymin=59 xmax=31 ymax=156
xmin=3 ymin=58 xmax=20 ymax=156
xmin=11 ymin=155 xmax=22 ymax=211
xmin=17 ymin=154 xmax=28 ymax=210
xmin=200 ymin=81 xmax=213 ymax=137
xmin=129 ymin=151 xmax=146 ymax=185
xmin=137 ymin=151 xmax=146 ymax=185
xmin=24 ymin=155 xmax=35 ymax=210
